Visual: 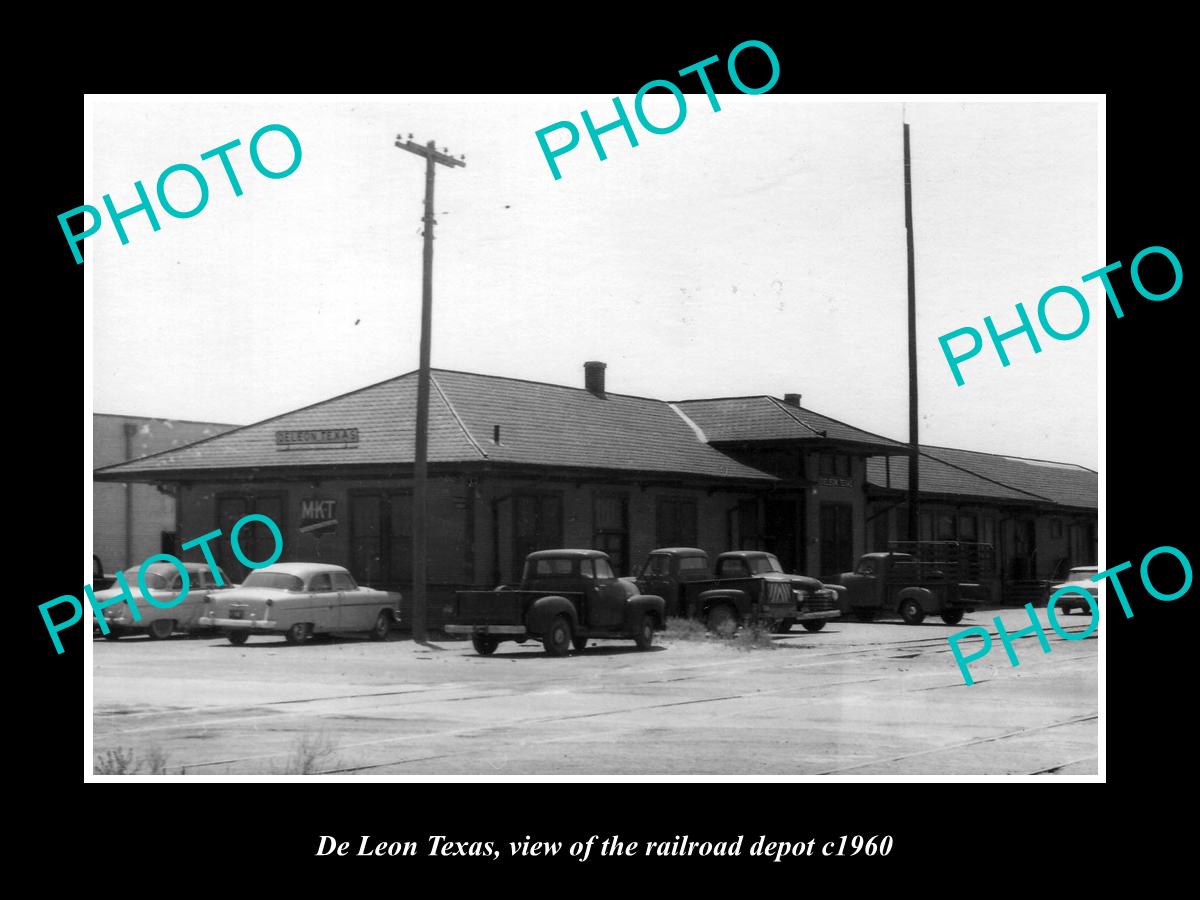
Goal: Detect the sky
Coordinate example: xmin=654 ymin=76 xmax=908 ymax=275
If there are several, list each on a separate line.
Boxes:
xmin=89 ymin=96 xmax=1099 ymax=469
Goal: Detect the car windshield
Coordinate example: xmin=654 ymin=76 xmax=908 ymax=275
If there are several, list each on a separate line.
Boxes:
xmin=1068 ymin=567 xmax=1098 ymax=580
xmin=242 ymin=571 xmax=304 ymax=591
xmin=747 ymin=555 xmax=784 ymax=574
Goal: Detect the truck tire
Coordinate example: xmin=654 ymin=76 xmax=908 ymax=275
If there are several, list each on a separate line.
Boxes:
xmin=801 ymin=620 xmax=827 ymax=633
xmin=774 ymin=619 xmax=795 ymax=634
xmin=899 ymin=599 xmax=925 ymax=626
xmin=543 ymin=615 xmax=571 ymax=657
xmin=706 ymin=604 xmax=739 ymax=637
xmin=572 ymin=634 xmax=588 ymax=651
xmin=634 ymin=614 xmax=655 ymax=650
xmin=227 ymin=631 xmax=249 ymax=646
xmin=940 ymin=609 xmax=964 ymax=626
xmin=472 ymin=634 xmax=500 ymax=655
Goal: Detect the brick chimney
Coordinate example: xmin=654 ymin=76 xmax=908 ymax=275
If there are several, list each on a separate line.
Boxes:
xmin=783 ymin=393 xmax=802 ymax=407
xmin=584 ymin=361 xmax=607 ymax=397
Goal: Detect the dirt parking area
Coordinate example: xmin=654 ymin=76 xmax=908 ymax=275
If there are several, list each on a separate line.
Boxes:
xmin=91 ymin=608 xmax=1098 ymax=776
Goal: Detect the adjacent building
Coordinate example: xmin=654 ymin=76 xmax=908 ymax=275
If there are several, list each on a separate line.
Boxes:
xmin=94 ymin=364 xmax=1097 ymax=625
xmin=93 ymin=413 xmax=239 ymax=572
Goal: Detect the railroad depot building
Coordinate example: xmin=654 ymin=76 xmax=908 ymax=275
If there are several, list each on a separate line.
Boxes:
xmin=94 ymin=363 xmax=1097 ymax=627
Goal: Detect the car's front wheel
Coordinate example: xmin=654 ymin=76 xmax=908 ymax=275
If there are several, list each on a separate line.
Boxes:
xmin=542 ymin=615 xmax=571 ymax=657
xmin=802 ymin=620 xmax=827 ymax=633
xmin=572 ymin=634 xmax=588 ymax=651
xmin=369 ymin=611 xmax=391 ymax=641
xmin=103 ymin=629 xmax=122 ymax=641
xmin=284 ymin=623 xmax=309 ymax=644
xmin=940 ymin=609 xmax=964 ymax=626
xmin=227 ymin=631 xmax=249 ymax=646
xmin=634 ymin=614 xmax=655 ymax=650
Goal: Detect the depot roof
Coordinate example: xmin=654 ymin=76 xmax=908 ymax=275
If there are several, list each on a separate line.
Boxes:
xmin=94 ymin=369 xmax=777 ymax=484
xmin=866 ymin=446 xmax=1097 ymax=509
xmin=674 ymin=395 xmax=906 ymax=452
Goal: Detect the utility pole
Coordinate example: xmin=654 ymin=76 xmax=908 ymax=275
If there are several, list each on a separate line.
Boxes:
xmin=903 ymin=119 xmax=920 ymax=542
xmin=394 ymin=134 xmax=465 ymax=642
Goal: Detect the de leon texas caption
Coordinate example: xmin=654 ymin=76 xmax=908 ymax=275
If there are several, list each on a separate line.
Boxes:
xmin=316 ymin=835 xmax=498 ymax=859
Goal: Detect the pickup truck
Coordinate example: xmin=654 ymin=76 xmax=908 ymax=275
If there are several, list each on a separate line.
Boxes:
xmin=834 ymin=551 xmax=977 ymax=625
xmin=443 ymin=549 xmax=666 ymax=656
xmin=633 ymin=548 xmax=842 ymax=635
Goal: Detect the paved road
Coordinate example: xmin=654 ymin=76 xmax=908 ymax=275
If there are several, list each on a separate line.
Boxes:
xmin=91 ymin=608 xmax=1098 ymax=776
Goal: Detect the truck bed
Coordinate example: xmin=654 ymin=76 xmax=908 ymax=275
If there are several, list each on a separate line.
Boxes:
xmin=449 ymin=590 xmax=584 ymax=627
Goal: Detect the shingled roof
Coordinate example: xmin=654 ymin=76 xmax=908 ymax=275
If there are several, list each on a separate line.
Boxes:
xmin=94 ymin=369 xmax=776 ymax=484
xmin=866 ymin=446 xmax=1097 ymax=509
xmin=675 ymin=396 xmax=906 ymax=451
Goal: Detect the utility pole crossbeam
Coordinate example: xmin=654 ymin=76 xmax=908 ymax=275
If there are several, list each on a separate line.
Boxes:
xmin=394 ymin=135 xmax=465 ymax=643
xmin=903 ymin=121 xmax=920 ymax=543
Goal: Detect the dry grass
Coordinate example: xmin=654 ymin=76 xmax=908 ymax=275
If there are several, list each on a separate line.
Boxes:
xmin=662 ymin=615 xmax=777 ymax=651
xmin=94 ymin=744 xmax=171 ymax=775
xmin=663 ymin=616 xmax=710 ymax=641
xmin=275 ymin=731 xmax=341 ymax=775
xmin=732 ymin=619 xmax=778 ymax=652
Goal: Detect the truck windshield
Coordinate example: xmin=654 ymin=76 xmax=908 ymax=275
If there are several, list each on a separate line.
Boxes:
xmin=747 ymin=556 xmax=783 ymax=574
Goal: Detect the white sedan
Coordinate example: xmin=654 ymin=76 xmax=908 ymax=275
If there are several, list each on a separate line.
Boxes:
xmin=199 ymin=562 xmax=402 ymax=645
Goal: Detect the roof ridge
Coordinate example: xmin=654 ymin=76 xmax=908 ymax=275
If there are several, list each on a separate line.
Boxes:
xmin=430 ymin=372 xmax=488 ymax=460
xmin=920 ymin=443 xmax=1096 ymax=472
xmin=432 ymin=367 xmax=666 ymax=404
xmin=92 ymin=413 xmax=242 ymax=428
xmin=917 ymin=449 xmax=1054 ymax=502
xmin=766 ymin=396 xmax=828 ymax=438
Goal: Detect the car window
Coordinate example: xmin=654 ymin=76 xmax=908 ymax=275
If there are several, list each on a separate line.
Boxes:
xmin=309 ymin=573 xmax=333 ymax=592
xmin=719 ymin=559 xmax=749 ymax=578
xmin=594 ymin=559 xmax=615 ymax=580
xmin=531 ymin=559 xmax=574 ymax=577
xmin=642 ymin=555 xmax=670 ymax=577
xmin=330 ymin=572 xmax=357 ymax=591
xmin=678 ymin=556 xmax=707 ymax=571
xmin=242 ymin=572 xmax=303 ymax=591
xmin=857 ymin=559 xmax=876 ymax=575
xmin=580 ymin=559 xmax=595 ymax=579
xmin=747 ymin=555 xmax=783 ymax=575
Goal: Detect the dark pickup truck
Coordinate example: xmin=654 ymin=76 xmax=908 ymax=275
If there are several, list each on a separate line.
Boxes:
xmin=443 ymin=549 xmax=666 ymax=656
xmin=835 ymin=550 xmax=978 ymax=625
xmin=633 ymin=548 xmax=842 ymax=634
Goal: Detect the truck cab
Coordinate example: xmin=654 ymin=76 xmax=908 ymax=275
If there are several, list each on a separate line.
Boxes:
xmin=446 ymin=550 xmax=666 ymax=656
xmin=837 ymin=551 xmax=976 ymax=625
xmin=634 ymin=549 xmax=842 ymax=635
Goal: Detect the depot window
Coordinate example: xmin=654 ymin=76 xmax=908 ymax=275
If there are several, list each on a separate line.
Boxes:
xmin=819 ymin=453 xmax=851 ymax=477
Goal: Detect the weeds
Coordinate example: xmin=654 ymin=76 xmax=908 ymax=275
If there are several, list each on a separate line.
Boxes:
xmin=662 ymin=615 xmax=776 ymax=651
xmin=94 ymin=744 xmax=171 ymax=775
xmin=663 ymin=616 xmax=709 ymax=641
xmin=275 ymin=731 xmax=341 ymax=775
xmin=732 ymin=619 xmax=777 ymax=652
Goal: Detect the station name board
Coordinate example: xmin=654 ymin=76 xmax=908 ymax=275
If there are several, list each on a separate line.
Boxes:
xmin=275 ymin=428 xmax=360 ymax=449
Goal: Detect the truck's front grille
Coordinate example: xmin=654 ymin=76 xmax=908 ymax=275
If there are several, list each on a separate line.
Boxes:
xmin=803 ymin=592 xmax=839 ymax=612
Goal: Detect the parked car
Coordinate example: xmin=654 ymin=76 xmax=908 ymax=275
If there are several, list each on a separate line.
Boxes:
xmin=1050 ymin=566 xmax=1099 ymax=614
xmin=444 ymin=549 xmax=665 ymax=656
xmin=634 ymin=548 xmax=841 ymax=634
xmin=95 ymin=561 xmax=235 ymax=640
xmin=834 ymin=551 xmax=976 ymax=625
xmin=199 ymin=562 xmax=402 ymax=645
xmin=92 ymin=554 xmax=115 ymax=590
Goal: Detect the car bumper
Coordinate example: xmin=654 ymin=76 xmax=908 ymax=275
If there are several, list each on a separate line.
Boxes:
xmin=444 ymin=624 xmax=527 ymax=635
xmin=796 ymin=609 xmax=841 ymax=621
xmin=199 ymin=616 xmax=278 ymax=630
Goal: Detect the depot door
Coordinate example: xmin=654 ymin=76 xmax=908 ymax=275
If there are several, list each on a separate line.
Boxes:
xmin=349 ymin=491 xmax=412 ymax=591
xmin=215 ymin=493 xmax=285 ymax=583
